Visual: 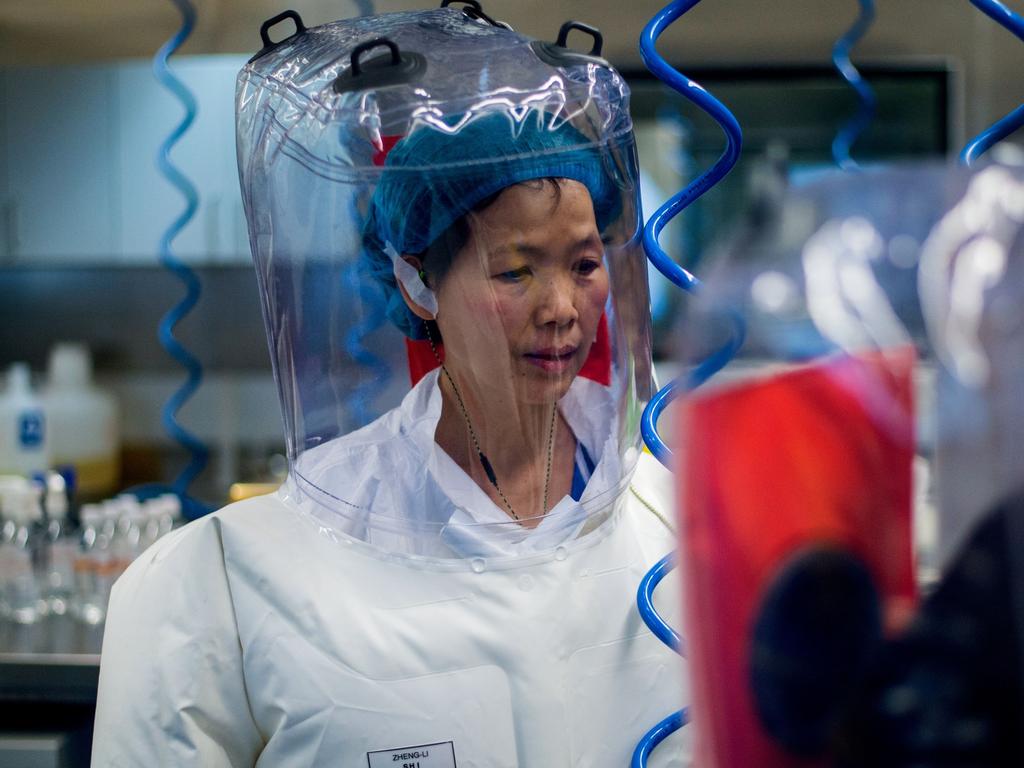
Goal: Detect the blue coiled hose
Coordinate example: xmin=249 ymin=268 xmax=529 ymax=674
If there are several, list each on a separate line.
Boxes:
xmin=961 ymin=0 xmax=1024 ymax=165
xmin=832 ymin=0 xmax=877 ymax=170
xmin=638 ymin=0 xmax=743 ymax=472
xmin=152 ymin=0 xmax=210 ymax=511
xmin=632 ymin=710 xmax=691 ymax=768
xmin=633 ymin=1 xmax=743 ymax=764
xmin=637 ymin=552 xmax=684 ymax=653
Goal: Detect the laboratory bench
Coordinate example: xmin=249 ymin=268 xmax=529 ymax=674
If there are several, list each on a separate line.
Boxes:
xmin=0 ymin=617 xmax=102 ymax=768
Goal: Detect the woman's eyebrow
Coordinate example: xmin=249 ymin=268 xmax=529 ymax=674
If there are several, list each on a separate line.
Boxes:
xmin=490 ymin=242 xmax=546 ymax=258
xmin=567 ymin=234 xmax=605 ymax=255
xmin=490 ymin=234 xmax=603 ymax=259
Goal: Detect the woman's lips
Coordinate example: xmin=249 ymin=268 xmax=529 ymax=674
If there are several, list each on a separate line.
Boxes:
xmin=523 ymin=345 xmax=579 ymax=373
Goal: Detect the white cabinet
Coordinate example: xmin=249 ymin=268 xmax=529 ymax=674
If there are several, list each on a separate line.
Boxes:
xmin=117 ymin=55 xmax=249 ymax=264
xmin=1 ymin=55 xmax=250 ymax=266
xmin=3 ymin=66 xmax=119 ymax=264
xmin=0 ymin=73 xmax=9 ymax=263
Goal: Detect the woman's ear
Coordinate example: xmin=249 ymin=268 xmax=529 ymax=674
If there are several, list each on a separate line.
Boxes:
xmin=396 ymin=255 xmax=437 ymax=320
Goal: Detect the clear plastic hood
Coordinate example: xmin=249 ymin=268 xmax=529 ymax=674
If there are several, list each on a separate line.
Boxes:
xmin=235 ymin=7 xmax=651 ymax=562
xmin=236 ymin=9 xmax=633 ymax=181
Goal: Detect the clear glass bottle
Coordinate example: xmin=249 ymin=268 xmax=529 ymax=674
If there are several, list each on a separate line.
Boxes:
xmin=109 ymin=495 xmax=140 ymax=579
xmin=0 ymin=483 xmax=19 ymax=620
xmin=5 ymin=485 xmax=45 ymax=624
xmin=73 ymin=503 xmax=106 ymax=625
xmin=141 ymin=498 xmax=164 ymax=551
xmin=123 ymin=505 xmax=146 ymax=567
xmin=42 ymin=472 xmax=76 ymax=616
xmin=87 ymin=500 xmax=123 ymax=620
xmin=157 ymin=493 xmax=181 ymax=537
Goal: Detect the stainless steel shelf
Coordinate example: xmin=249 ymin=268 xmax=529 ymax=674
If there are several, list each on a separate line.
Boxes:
xmin=0 ymin=617 xmax=103 ymax=703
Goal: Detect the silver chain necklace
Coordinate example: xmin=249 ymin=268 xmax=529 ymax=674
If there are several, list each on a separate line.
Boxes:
xmin=425 ymin=324 xmax=557 ymax=521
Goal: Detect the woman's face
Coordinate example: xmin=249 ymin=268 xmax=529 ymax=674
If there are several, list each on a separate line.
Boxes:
xmin=434 ymin=179 xmax=610 ymax=405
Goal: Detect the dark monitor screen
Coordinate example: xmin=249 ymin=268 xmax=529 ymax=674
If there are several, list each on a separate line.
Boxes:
xmin=624 ymin=64 xmax=953 ymax=343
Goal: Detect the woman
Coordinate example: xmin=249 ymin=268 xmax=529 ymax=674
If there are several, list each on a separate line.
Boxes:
xmin=93 ymin=8 xmax=686 ymax=766
xmin=390 ymin=174 xmax=610 ymax=526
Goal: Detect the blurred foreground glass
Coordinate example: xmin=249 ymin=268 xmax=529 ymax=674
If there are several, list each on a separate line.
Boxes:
xmin=673 ymin=162 xmax=1024 ymax=766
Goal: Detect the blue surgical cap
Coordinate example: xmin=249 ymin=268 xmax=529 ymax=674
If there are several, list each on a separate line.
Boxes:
xmin=363 ymin=111 xmax=623 ymax=339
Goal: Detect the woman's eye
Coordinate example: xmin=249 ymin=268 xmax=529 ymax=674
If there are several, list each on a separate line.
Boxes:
xmin=575 ymin=259 xmax=602 ymax=276
xmin=495 ymin=267 xmax=530 ymax=282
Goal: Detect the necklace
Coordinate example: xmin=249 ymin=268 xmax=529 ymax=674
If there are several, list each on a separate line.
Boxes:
xmin=425 ymin=323 xmax=557 ymax=521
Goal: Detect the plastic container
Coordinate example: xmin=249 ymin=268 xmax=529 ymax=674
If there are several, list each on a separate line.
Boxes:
xmin=42 ymin=343 xmax=120 ymax=499
xmin=1 ymin=484 xmax=45 ymax=624
xmin=0 ymin=363 xmax=49 ymax=477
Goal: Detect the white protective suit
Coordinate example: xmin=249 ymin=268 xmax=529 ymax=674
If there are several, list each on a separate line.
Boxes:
xmin=93 ymin=371 xmax=690 ymax=767
xmin=94 ymin=9 xmax=692 ymax=764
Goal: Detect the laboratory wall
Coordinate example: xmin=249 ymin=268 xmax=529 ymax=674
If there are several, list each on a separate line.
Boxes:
xmin=0 ymin=0 xmax=1021 ymax=501
xmin=1 ymin=0 xmax=1020 ymax=139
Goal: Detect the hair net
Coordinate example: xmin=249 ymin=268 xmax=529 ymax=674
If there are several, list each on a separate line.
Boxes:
xmin=363 ymin=110 xmax=624 ymax=339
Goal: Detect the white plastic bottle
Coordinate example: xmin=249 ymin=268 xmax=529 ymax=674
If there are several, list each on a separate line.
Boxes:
xmin=0 ymin=364 xmax=50 ymax=477
xmin=42 ymin=344 xmax=120 ymax=499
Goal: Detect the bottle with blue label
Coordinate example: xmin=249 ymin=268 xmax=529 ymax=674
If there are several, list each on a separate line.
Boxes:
xmin=0 ymin=363 xmax=50 ymax=477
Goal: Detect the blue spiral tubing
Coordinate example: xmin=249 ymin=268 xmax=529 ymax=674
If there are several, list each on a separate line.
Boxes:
xmin=831 ymin=0 xmax=877 ymax=170
xmin=152 ymin=0 xmax=210 ymax=513
xmin=633 ymin=1 xmax=743 ymax=764
xmin=631 ymin=709 xmax=691 ymax=768
xmin=638 ymin=552 xmax=684 ymax=653
xmin=961 ymin=0 xmax=1024 ymax=166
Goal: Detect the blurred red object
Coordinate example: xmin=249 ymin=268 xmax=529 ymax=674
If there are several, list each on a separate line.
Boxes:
xmin=677 ymin=348 xmax=918 ymax=767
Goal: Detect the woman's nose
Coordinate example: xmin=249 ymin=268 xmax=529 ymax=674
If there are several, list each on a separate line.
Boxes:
xmin=534 ymin=274 xmax=578 ymax=327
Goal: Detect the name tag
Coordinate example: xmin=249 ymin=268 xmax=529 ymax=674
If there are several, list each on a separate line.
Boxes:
xmin=367 ymin=741 xmax=457 ymax=768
